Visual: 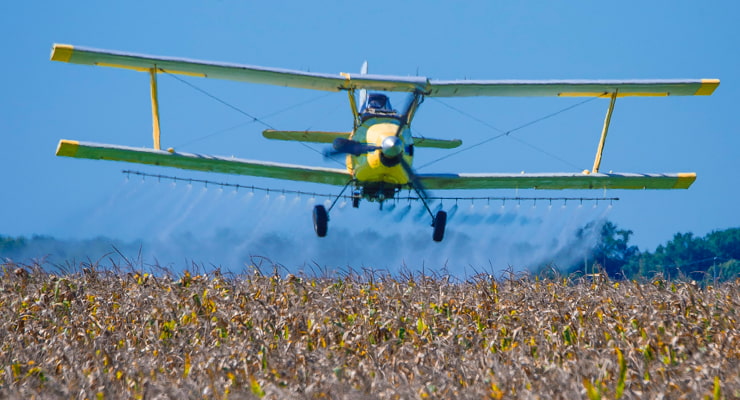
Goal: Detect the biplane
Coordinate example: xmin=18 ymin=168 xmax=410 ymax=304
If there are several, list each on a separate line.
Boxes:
xmin=50 ymin=44 xmax=719 ymax=241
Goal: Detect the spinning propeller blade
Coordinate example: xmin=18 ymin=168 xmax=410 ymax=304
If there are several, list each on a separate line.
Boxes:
xmin=325 ymin=137 xmax=379 ymax=157
xmin=392 ymin=99 xmax=429 ymax=200
xmin=401 ymin=157 xmax=428 ymax=199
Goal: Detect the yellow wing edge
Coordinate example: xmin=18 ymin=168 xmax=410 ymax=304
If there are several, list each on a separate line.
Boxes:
xmin=675 ymin=172 xmax=697 ymax=189
xmin=696 ymin=79 xmax=720 ymax=96
xmin=51 ymin=44 xmax=74 ymax=63
xmin=56 ymin=139 xmax=79 ymax=157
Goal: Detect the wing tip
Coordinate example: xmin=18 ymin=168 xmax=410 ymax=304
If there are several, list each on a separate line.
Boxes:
xmin=51 ymin=44 xmax=74 ymax=62
xmin=675 ymin=172 xmax=697 ymax=189
xmin=56 ymin=139 xmax=80 ymax=157
xmin=695 ymin=79 xmax=720 ymax=96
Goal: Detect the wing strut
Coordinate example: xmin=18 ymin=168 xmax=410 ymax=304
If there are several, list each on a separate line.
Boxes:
xmin=347 ymin=89 xmax=359 ymax=129
xmin=150 ymin=67 xmax=162 ymax=150
xmin=591 ymin=91 xmax=617 ymax=173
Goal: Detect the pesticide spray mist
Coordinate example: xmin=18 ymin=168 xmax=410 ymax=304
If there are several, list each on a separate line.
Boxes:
xmin=44 ymin=177 xmax=612 ymax=276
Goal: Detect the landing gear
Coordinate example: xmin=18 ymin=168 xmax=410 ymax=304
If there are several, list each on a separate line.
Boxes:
xmin=311 ymin=179 xmax=447 ymax=241
xmin=432 ymin=210 xmax=447 ymax=242
xmin=313 ymin=205 xmax=328 ymax=237
xmin=406 ymin=181 xmax=446 ymax=242
xmin=312 ymin=180 xmax=355 ymax=238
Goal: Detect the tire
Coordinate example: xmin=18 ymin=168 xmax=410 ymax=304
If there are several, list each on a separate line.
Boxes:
xmin=313 ymin=205 xmax=328 ymax=237
xmin=432 ymin=210 xmax=447 ymax=242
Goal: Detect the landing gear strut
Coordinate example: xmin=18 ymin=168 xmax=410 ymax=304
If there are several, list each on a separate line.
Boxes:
xmin=406 ymin=181 xmax=447 ymax=242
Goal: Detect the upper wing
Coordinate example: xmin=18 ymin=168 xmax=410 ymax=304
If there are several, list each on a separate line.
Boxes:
xmin=418 ymin=172 xmax=696 ymax=190
xmin=263 ymin=130 xmax=462 ymax=149
xmin=56 ymin=140 xmax=351 ymax=186
xmin=51 ymin=44 xmax=718 ymax=97
xmin=425 ymin=79 xmax=720 ymax=98
xmin=50 ymin=44 xmax=427 ymax=93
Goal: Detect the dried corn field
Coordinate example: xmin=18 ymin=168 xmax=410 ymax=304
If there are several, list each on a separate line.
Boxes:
xmin=1 ymin=264 xmax=738 ymax=399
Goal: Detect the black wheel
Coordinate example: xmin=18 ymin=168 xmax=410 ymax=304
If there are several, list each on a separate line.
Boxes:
xmin=313 ymin=205 xmax=328 ymax=237
xmin=432 ymin=210 xmax=447 ymax=242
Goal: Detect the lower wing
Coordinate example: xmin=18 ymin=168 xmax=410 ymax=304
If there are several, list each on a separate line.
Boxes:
xmin=418 ymin=172 xmax=695 ymax=190
xmin=56 ymin=141 xmax=695 ymax=190
xmin=56 ymin=140 xmax=351 ymax=186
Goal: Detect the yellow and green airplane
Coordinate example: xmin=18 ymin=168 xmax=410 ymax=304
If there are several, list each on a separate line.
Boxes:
xmin=51 ymin=44 xmax=719 ymax=242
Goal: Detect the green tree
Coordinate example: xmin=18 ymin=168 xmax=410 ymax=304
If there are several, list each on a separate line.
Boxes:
xmin=705 ymin=228 xmax=740 ymax=261
xmin=652 ymin=232 xmax=713 ymax=280
xmin=589 ymin=221 xmax=639 ymax=280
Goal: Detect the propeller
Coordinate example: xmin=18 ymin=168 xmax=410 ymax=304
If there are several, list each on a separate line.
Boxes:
xmin=327 ymin=137 xmax=379 ymax=157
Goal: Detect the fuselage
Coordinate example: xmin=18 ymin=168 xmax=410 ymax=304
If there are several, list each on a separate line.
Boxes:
xmin=348 ymin=116 xmax=412 ymax=187
xmin=342 ymin=92 xmax=419 ymax=202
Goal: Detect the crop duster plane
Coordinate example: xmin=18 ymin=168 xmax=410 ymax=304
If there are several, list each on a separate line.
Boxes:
xmin=50 ymin=44 xmax=719 ymax=241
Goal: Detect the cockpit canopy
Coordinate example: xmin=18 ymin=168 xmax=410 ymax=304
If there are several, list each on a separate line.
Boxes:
xmin=362 ymin=93 xmax=395 ymax=114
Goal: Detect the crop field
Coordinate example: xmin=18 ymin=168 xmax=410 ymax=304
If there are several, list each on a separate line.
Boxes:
xmin=1 ymin=262 xmax=738 ymax=399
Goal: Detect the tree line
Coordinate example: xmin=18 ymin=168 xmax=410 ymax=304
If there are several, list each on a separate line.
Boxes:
xmin=576 ymin=222 xmax=740 ymax=282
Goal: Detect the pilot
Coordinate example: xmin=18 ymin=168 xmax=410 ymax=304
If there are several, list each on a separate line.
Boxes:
xmin=367 ymin=94 xmax=390 ymax=111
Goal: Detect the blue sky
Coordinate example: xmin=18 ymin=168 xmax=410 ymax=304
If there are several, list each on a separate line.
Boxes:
xmin=1 ymin=2 xmax=737 ymax=272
